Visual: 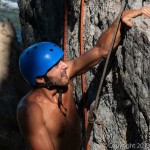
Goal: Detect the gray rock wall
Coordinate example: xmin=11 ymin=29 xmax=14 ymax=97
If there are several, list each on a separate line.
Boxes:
xmin=18 ymin=0 xmax=150 ymax=149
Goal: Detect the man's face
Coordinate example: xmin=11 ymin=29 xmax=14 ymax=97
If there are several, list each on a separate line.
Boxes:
xmin=46 ymin=60 xmax=69 ymax=87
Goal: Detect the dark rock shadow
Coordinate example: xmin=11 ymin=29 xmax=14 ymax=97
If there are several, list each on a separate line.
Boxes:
xmin=0 ymin=37 xmax=30 ymax=149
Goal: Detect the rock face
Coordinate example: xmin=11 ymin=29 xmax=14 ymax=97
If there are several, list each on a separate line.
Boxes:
xmin=18 ymin=0 xmax=150 ymax=149
xmin=0 ymin=18 xmax=29 ymax=150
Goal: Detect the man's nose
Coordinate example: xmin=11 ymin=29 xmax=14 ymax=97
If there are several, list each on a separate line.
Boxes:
xmin=59 ymin=60 xmax=68 ymax=69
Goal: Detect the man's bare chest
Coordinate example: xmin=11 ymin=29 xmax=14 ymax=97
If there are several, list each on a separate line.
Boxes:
xmin=40 ymin=90 xmax=80 ymax=137
xmin=41 ymin=97 xmax=81 ymax=150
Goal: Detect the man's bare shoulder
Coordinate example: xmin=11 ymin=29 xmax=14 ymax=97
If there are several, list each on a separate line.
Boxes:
xmin=17 ymin=91 xmax=46 ymax=135
xmin=17 ymin=89 xmax=56 ymax=122
xmin=17 ymin=90 xmax=39 ymax=109
xmin=17 ymin=98 xmax=41 ymax=113
xmin=17 ymin=90 xmax=45 ymax=123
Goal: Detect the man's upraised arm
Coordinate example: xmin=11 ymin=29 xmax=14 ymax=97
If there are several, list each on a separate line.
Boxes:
xmin=67 ymin=7 xmax=150 ymax=78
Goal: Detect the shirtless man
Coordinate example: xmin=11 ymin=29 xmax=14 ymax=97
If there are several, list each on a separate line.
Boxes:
xmin=17 ymin=7 xmax=150 ymax=150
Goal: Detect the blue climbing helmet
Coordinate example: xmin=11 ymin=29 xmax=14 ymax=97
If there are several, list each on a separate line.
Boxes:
xmin=19 ymin=42 xmax=64 ymax=86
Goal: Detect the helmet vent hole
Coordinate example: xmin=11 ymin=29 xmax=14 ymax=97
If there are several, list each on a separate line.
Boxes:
xmin=50 ymin=49 xmax=53 ymax=52
xmin=34 ymin=46 xmax=37 ymax=49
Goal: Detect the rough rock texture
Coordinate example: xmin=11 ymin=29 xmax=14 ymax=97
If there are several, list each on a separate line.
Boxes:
xmin=18 ymin=0 xmax=150 ymax=149
xmin=0 ymin=18 xmax=30 ymax=150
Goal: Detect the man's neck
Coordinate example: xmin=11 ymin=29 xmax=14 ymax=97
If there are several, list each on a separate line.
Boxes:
xmin=34 ymin=87 xmax=58 ymax=103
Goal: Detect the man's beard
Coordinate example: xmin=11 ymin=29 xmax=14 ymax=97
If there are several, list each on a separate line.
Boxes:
xmin=48 ymin=75 xmax=70 ymax=88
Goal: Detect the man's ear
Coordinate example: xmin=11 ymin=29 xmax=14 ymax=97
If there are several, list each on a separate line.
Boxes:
xmin=35 ymin=77 xmax=45 ymax=84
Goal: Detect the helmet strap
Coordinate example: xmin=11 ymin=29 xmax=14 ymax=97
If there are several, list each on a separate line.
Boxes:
xmin=33 ymin=75 xmax=64 ymax=108
xmin=33 ymin=75 xmax=53 ymax=89
xmin=58 ymin=89 xmax=63 ymax=108
xmin=43 ymin=75 xmax=50 ymax=84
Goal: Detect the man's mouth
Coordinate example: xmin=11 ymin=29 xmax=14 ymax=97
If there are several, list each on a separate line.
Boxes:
xmin=61 ymin=71 xmax=67 ymax=78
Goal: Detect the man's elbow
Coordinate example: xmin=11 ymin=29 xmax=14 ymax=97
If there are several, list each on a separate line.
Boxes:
xmin=93 ymin=47 xmax=109 ymax=59
xmin=102 ymin=50 xmax=109 ymax=58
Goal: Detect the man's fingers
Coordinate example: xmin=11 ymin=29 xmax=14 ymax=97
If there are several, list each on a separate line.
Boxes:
xmin=122 ymin=19 xmax=134 ymax=27
xmin=122 ymin=7 xmax=150 ymax=27
xmin=141 ymin=7 xmax=150 ymax=17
